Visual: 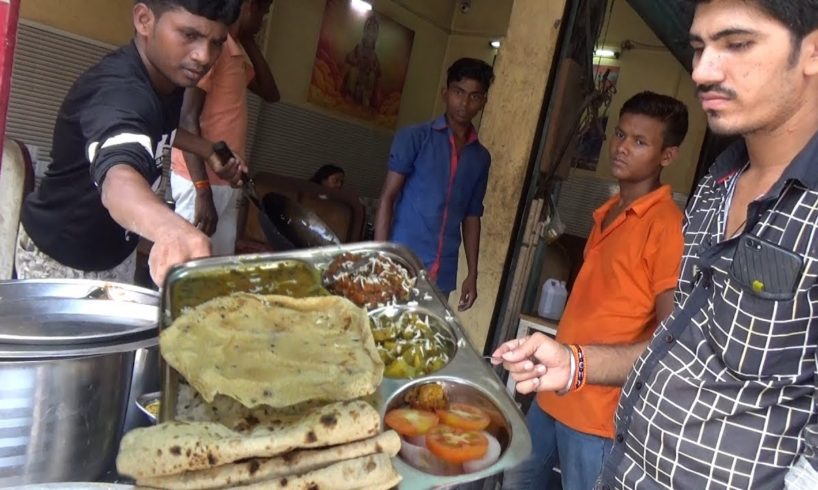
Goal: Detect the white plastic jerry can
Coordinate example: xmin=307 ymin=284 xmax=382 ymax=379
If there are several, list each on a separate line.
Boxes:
xmin=538 ymin=278 xmax=568 ymax=320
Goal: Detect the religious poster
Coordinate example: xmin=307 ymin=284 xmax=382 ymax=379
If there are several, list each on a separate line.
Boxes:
xmin=571 ymin=64 xmax=621 ymax=171
xmin=308 ymin=0 xmax=415 ymax=129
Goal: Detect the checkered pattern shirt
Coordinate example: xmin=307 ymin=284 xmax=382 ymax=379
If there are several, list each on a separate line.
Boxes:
xmin=597 ymin=133 xmax=818 ymax=490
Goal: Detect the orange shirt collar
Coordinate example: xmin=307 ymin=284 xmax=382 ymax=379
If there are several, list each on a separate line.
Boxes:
xmin=593 ymin=184 xmax=673 ymax=224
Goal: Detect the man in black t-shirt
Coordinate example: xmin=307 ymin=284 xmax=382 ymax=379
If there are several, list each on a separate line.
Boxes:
xmin=16 ymin=0 xmax=247 ymax=286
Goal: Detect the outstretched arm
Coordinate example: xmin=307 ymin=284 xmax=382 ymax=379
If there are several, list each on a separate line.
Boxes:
xmin=493 ymin=289 xmax=676 ymax=394
xmin=101 ymin=164 xmax=211 ymax=285
xmin=492 ymin=333 xmax=650 ymax=394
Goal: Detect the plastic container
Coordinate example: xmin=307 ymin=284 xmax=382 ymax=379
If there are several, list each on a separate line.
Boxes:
xmin=537 ymin=278 xmax=567 ymax=320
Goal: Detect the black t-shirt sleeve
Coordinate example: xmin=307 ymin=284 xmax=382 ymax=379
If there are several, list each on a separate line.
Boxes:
xmin=80 ymin=89 xmax=161 ymax=187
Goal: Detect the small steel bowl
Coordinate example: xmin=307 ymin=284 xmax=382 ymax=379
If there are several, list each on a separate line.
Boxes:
xmin=135 ymin=391 xmax=161 ymax=424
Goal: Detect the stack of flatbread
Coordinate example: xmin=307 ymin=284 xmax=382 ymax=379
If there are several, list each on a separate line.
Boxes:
xmin=117 ymin=400 xmax=402 ymax=489
xmin=116 ymin=293 xmax=400 ymax=489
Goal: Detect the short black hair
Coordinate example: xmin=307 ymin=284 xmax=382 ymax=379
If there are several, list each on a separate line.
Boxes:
xmin=310 ymin=164 xmax=344 ymax=185
xmin=138 ymin=0 xmax=242 ymax=25
xmin=446 ymin=58 xmax=495 ymax=93
xmin=684 ymin=0 xmax=818 ymax=62
xmin=620 ymin=91 xmax=689 ymax=148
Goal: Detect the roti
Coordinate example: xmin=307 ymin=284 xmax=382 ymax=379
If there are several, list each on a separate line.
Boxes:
xmin=175 ymin=383 xmax=329 ymax=431
xmin=237 ymin=453 xmax=401 ymax=490
xmin=137 ymin=431 xmax=401 ymax=489
xmin=116 ymin=400 xmax=381 ymax=480
xmin=160 ymin=293 xmax=383 ymax=408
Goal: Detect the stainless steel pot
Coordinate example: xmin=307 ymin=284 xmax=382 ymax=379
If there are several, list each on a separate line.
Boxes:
xmin=0 ymin=279 xmax=160 ymax=486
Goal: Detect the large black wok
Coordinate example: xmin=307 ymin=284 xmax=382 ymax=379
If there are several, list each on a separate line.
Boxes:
xmin=257 ymin=192 xmax=341 ymax=249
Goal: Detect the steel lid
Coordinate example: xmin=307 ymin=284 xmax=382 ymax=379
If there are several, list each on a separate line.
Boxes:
xmin=0 ymin=279 xmax=159 ymax=304
xmin=0 ymin=279 xmax=159 ymax=347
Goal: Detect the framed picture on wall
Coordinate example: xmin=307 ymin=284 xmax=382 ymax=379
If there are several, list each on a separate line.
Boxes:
xmin=307 ymin=0 xmax=415 ymax=129
xmin=571 ymin=64 xmax=620 ymax=172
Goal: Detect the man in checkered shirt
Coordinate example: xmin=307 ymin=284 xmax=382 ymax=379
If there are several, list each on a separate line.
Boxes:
xmin=493 ymin=0 xmax=818 ymax=488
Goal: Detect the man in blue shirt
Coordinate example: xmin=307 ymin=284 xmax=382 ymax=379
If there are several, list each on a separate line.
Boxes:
xmin=375 ymin=58 xmax=494 ymax=310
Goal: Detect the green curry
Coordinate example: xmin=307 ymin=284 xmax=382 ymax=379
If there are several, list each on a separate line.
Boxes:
xmin=169 ymin=260 xmax=327 ymax=319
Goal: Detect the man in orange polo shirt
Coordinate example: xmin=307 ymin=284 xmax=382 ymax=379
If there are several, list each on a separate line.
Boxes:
xmin=170 ymin=0 xmax=279 ymax=255
xmin=502 ymin=91 xmax=688 ymax=490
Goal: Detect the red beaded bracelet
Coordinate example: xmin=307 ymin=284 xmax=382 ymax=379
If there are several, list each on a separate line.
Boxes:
xmin=574 ymin=344 xmax=587 ymax=392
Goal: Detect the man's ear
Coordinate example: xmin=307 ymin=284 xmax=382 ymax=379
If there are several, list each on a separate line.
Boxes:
xmin=660 ymin=146 xmax=679 ymax=168
xmin=133 ymin=3 xmax=155 ymax=38
xmin=802 ymin=30 xmax=818 ymax=77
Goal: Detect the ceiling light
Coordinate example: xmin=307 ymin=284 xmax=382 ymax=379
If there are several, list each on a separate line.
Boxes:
xmin=490 ymin=40 xmax=501 ymax=49
xmin=594 ymin=48 xmax=619 ymax=59
xmin=350 ymin=0 xmax=372 ymax=13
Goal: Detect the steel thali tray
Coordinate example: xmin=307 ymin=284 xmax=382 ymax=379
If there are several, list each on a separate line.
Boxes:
xmin=157 ymin=242 xmax=531 ymax=489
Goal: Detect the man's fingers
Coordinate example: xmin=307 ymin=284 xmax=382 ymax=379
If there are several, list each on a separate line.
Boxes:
xmin=228 ymin=155 xmax=248 ymax=174
xmin=459 ymin=291 xmax=476 ymax=311
xmin=491 ymin=338 xmax=523 ymax=363
xmin=457 ymin=294 xmax=473 ymax=312
xmin=500 ymin=335 xmax=543 ymax=363
xmin=509 ymin=362 xmax=546 ymax=379
xmin=515 ymin=373 xmax=566 ymax=395
xmin=214 ymin=157 xmax=245 ymax=186
xmin=515 ymin=377 xmax=540 ymax=395
xmin=490 ymin=345 xmax=510 ymax=365
xmin=148 ymin=257 xmax=166 ymax=286
xmin=504 ymin=358 xmax=534 ymax=373
xmin=194 ymin=215 xmax=215 ymax=236
xmin=225 ymin=157 xmax=248 ymax=177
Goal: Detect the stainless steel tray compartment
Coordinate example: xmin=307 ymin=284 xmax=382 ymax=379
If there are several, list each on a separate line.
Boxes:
xmin=369 ymin=305 xmax=457 ymax=379
xmin=382 ymin=378 xmax=523 ymax=489
xmin=157 ymin=242 xmax=531 ymax=489
xmin=135 ymin=391 xmax=160 ymax=424
xmin=376 ymin=330 xmax=531 ymax=489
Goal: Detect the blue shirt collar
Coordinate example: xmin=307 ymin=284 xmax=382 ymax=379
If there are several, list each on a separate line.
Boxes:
xmin=431 ymin=114 xmax=479 ymax=144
